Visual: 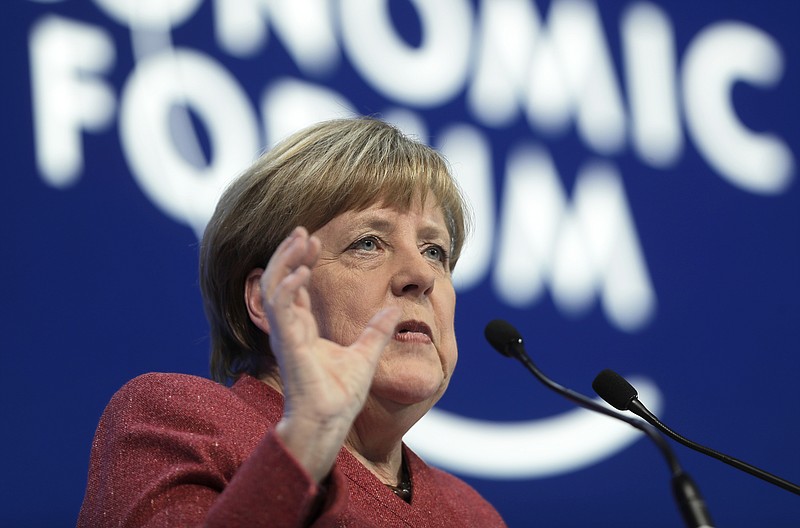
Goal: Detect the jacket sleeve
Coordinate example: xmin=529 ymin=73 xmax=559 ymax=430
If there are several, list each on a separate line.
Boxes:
xmin=77 ymin=373 xmax=348 ymax=528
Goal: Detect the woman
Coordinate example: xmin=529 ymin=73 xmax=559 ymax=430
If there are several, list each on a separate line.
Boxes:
xmin=78 ymin=118 xmax=506 ymax=527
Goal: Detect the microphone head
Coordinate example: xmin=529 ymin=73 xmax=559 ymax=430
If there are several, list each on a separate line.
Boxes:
xmin=592 ymin=369 xmax=639 ymax=411
xmin=484 ymin=319 xmax=523 ymax=358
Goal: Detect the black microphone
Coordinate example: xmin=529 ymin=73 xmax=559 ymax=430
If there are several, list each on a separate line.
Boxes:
xmin=485 ymin=319 xmax=714 ymax=528
xmin=593 ymin=369 xmax=800 ymax=496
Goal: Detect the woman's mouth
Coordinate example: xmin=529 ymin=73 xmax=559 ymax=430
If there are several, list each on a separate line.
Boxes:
xmin=394 ymin=320 xmax=433 ymax=344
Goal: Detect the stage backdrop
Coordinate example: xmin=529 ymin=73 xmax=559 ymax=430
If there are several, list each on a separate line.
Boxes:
xmin=4 ymin=1 xmax=799 ymax=526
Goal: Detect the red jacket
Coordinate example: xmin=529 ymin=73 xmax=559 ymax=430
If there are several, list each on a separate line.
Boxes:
xmin=78 ymin=373 xmax=506 ymax=527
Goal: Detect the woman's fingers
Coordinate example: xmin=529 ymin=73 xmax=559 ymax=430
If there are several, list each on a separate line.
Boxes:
xmin=270 ymin=268 xmax=311 ymax=322
xmin=261 ymin=228 xmax=316 ymax=296
xmin=351 ymin=307 xmax=402 ymax=366
xmin=261 ymin=228 xmax=319 ymax=311
xmin=259 ymin=228 xmax=323 ymax=358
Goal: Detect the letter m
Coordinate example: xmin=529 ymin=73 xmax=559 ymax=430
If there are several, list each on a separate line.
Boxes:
xmin=493 ymin=146 xmax=656 ymax=332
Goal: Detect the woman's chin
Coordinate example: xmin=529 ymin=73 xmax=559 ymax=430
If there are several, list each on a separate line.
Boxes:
xmin=370 ymin=371 xmax=447 ymax=407
xmin=368 ymin=347 xmax=453 ymax=406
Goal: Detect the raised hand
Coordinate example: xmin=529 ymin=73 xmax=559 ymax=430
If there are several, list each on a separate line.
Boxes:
xmin=252 ymin=227 xmax=401 ymax=482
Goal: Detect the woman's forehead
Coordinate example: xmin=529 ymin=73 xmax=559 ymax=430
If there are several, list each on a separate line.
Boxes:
xmin=335 ymin=196 xmax=448 ymax=232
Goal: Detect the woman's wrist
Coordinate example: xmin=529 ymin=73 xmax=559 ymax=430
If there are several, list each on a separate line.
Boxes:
xmin=275 ymin=413 xmax=352 ymax=483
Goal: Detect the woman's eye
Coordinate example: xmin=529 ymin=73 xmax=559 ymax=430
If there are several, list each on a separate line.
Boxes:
xmin=424 ymin=245 xmax=448 ymax=263
xmin=352 ymin=237 xmax=379 ymax=251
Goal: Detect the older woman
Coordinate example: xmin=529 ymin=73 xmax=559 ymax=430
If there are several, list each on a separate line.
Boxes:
xmin=78 ymin=118 xmax=506 ymax=527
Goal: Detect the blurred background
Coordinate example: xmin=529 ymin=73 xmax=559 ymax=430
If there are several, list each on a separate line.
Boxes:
xmin=3 ymin=0 xmax=798 ymax=526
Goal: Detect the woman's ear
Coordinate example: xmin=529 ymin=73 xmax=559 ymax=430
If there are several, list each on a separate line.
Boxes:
xmin=245 ymin=268 xmax=271 ymax=334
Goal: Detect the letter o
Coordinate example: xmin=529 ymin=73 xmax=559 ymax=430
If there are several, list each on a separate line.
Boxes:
xmin=119 ymin=49 xmax=260 ymax=235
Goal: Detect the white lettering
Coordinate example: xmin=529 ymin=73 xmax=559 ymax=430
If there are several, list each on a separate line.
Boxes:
xmin=260 ymin=78 xmax=355 ymax=148
xmin=468 ymin=0 xmax=542 ymax=127
xmin=526 ymin=0 xmax=626 ymax=154
xmin=551 ymin=161 xmax=655 ymax=331
xmin=494 ymin=146 xmax=655 ymax=332
xmin=683 ymin=22 xmax=794 ymax=194
xmin=380 ymin=107 xmax=429 ymax=142
xmin=436 ymin=125 xmax=495 ymax=291
xmin=92 ymin=0 xmax=202 ymax=30
xmin=621 ymin=2 xmax=682 ymax=168
xmin=119 ymin=49 xmax=260 ymax=236
xmin=29 ymin=16 xmax=116 ymax=188
xmin=213 ymin=0 xmax=269 ymax=56
xmin=340 ymin=0 xmax=472 ymax=107
xmin=494 ymin=146 xmax=564 ymax=305
xmin=213 ymin=0 xmax=339 ymax=75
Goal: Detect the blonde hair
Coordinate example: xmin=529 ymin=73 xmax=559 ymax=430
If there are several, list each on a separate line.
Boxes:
xmin=200 ymin=117 xmax=470 ymax=384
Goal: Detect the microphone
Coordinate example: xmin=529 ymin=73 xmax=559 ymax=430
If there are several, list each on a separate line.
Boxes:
xmin=593 ymin=369 xmax=800 ymax=496
xmin=485 ymin=319 xmax=714 ymax=528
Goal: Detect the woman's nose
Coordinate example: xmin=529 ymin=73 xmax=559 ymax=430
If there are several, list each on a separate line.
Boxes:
xmin=390 ymin=248 xmax=436 ymax=298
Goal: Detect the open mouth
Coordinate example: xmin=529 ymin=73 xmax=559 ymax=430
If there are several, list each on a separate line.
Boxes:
xmin=394 ymin=320 xmax=433 ymax=342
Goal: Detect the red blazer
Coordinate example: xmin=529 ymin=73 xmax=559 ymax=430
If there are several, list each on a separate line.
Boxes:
xmin=78 ymin=373 xmax=506 ymax=527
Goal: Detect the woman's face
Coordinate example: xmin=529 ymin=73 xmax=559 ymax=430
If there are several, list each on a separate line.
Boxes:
xmin=308 ymin=194 xmax=457 ymax=408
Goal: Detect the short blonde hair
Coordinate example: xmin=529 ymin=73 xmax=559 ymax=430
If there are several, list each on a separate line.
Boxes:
xmin=200 ymin=117 xmax=470 ymax=384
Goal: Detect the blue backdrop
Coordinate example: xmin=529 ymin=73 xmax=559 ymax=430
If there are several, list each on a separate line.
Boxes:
xmin=4 ymin=1 xmax=799 ymax=526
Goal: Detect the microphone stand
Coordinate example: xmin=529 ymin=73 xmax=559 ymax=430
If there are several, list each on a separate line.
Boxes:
xmin=594 ymin=369 xmax=800 ymax=496
xmin=485 ymin=320 xmax=714 ymax=528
